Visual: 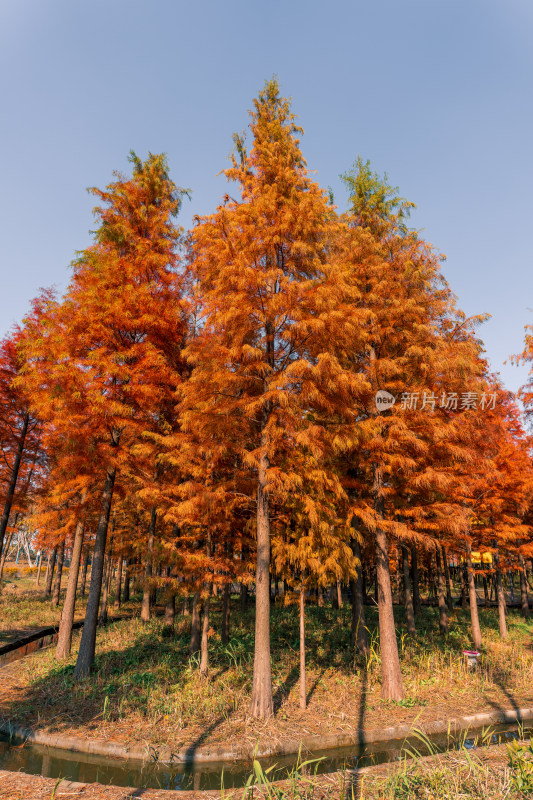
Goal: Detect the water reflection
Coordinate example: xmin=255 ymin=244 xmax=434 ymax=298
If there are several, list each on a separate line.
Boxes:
xmin=0 ymin=723 xmax=529 ymax=792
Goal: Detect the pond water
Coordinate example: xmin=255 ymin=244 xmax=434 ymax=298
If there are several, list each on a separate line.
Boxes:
xmin=0 ymin=722 xmax=529 ymax=791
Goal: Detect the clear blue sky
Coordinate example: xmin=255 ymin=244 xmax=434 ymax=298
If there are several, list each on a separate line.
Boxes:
xmin=1 ymin=0 xmax=532 ymax=391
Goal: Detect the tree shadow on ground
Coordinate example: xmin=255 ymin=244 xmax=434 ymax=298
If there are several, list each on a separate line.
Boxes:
xmin=341 ymin=665 xmax=368 ymax=800
xmin=273 ymin=665 xmax=299 ymax=712
xmin=182 ymin=712 xmax=236 ymax=763
xmin=208 ymin=664 xmax=230 ymax=682
xmin=489 ymin=676 xmax=520 ymax=714
xmin=306 ymin=666 xmax=325 ymax=706
xmin=482 ymin=618 xmax=532 ymax=717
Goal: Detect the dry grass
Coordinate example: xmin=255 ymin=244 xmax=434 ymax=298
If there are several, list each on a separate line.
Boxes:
xmin=223 ymin=738 xmax=533 ymax=798
xmin=354 ymin=742 xmax=530 ymax=799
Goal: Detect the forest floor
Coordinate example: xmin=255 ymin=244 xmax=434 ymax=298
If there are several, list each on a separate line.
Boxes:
xmin=1 ymin=588 xmax=533 ymax=757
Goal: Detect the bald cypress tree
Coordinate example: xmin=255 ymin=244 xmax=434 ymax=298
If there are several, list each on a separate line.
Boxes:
xmin=21 ymin=152 xmax=188 ymax=678
xmin=183 ymin=80 xmax=363 ymax=718
xmin=337 ymin=159 xmax=481 ymax=699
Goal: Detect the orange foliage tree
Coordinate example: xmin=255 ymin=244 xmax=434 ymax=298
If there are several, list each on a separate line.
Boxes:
xmin=182 ymin=79 xmax=365 ymax=718
xmin=20 ymin=152 xmax=189 ymax=676
xmin=0 ymin=327 xmax=42 ymax=570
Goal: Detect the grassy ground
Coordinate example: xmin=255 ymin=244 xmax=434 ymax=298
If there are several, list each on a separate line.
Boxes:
xmin=231 ymin=739 xmax=533 ymax=798
xmin=353 ymin=739 xmax=533 ymax=799
xmin=0 ymin=566 xmax=77 ymax=644
xmin=1 ymin=590 xmax=533 ymax=754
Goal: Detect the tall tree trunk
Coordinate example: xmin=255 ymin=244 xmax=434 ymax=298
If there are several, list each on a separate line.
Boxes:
xmin=113 ymin=556 xmax=123 ymax=612
xmin=240 ymin=583 xmax=248 ymax=613
xmin=431 ymin=566 xmax=438 ymax=601
xmin=465 ymin=541 xmax=482 ymax=650
xmin=362 ymin=568 xmax=369 ymax=604
xmin=74 ymin=467 xmax=116 ymax=680
xmin=482 ymin=575 xmax=489 ymax=607
xmin=56 ymin=519 xmax=84 ymax=659
xmin=189 ymin=592 xmax=201 ymax=654
xmin=43 ymin=551 xmax=51 ymax=592
xmin=493 ymin=547 xmax=508 ymax=639
xmin=394 ymin=552 xmax=402 ymax=603
xmin=519 ymin=554 xmax=530 ymax=619
xmin=36 ymin=550 xmax=43 ymax=586
xmin=376 ymin=526 xmax=404 ymax=700
xmin=509 ymin=571 xmax=516 ymax=604
xmin=98 ymin=549 xmax=111 ymax=625
xmin=79 ymin=546 xmax=89 ymax=597
xmin=351 ymin=539 xmax=369 ymax=658
xmin=0 ymin=530 xmax=14 ymax=581
xmin=336 ymin=580 xmax=343 ymax=610
xmin=164 ymin=567 xmax=175 ymax=629
xmin=401 ymin=544 xmax=416 ymax=636
xmin=123 ymin=561 xmax=131 ymax=603
xmin=240 ymin=544 xmax=248 ymax=613
xmin=182 ymin=595 xmax=190 ymax=615
xmin=0 ymin=413 xmax=29 ymax=558
xmin=222 ymin=583 xmax=231 ymax=644
xmin=332 ymin=583 xmax=339 ymax=609
xmin=199 ymin=592 xmax=211 ymax=676
xmin=317 ymin=586 xmax=324 ymax=607
xmin=442 ymin=546 xmax=453 ymax=611
xmin=249 ymin=412 xmax=274 ymax=719
xmin=299 ymin=582 xmax=306 ymax=710
xmin=141 ymin=509 xmax=156 ymax=622
xmin=150 ymin=574 xmax=158 ymax=607
xmin=134 ymin=556 xmax=142 ymax=596
xmin=164 ymin=590 xmax=175 ymax=628
xmin=435 ymin=547 xmax=448 ymax=635
xmin=410 ymin=544 xmax=421 ymax=616
xmin=269 ymin=570 xmax=276 ymax=603
xmin=52 ymin=540 xmax=65 ymax=607
xmin=528 ymin=559 xmax=533 ymax=591
xmin=374 ymin=465 xmax=404 ymax=701
xmin=45 ymin=547 xmax=58 ymax=598
xmin=460 ymin=562 xmax=468 ymax=609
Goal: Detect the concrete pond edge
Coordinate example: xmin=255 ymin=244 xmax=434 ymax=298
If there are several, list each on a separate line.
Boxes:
xmin=0 ymin=612 xmax=146 ymax=669
xmin=1 ymin=706 xmax=533 ymax=766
